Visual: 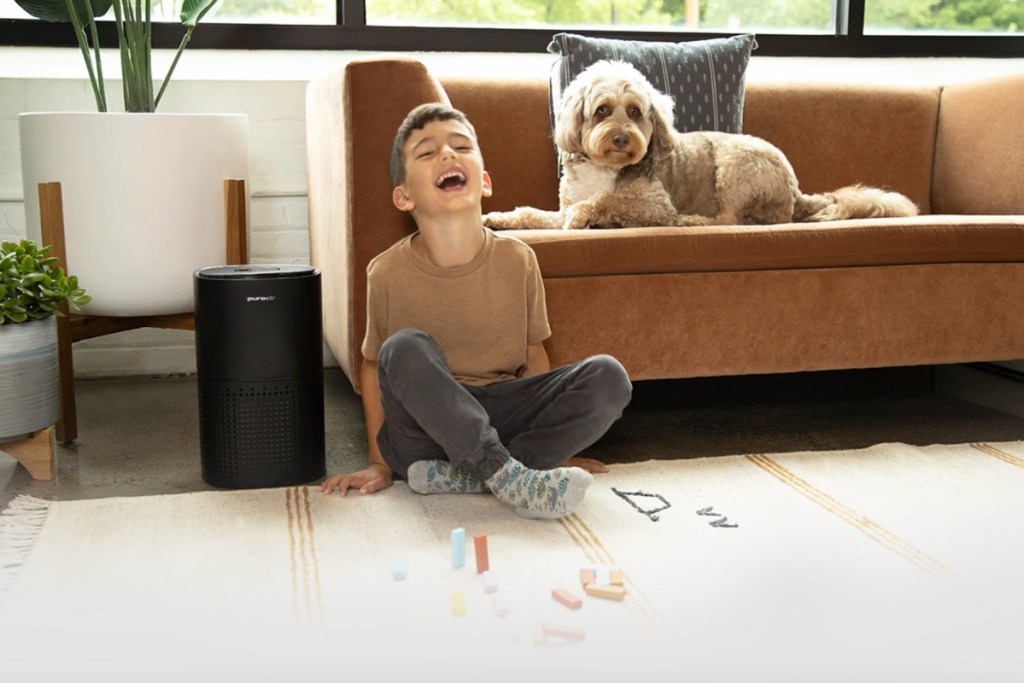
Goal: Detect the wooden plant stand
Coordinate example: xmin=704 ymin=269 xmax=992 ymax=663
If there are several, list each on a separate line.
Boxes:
xmin=1 ymin=427 xmax=56 ymax=480
xmin=38 ymin=179 xmax=249 ymax=444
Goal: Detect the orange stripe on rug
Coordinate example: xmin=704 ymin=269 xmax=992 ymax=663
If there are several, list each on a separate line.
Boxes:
xmin=285 ymin=488 xmax=300 ymax=629
xmin=972 ymin=442 xmax=1024 ymax=470
xmin=285 ymin=487 xmax=324 ymax=631
xmin=747 ymin=454 xmax=977 ymax=596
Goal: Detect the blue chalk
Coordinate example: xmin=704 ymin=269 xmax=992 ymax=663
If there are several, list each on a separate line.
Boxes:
xmin=451 ymin=527 xmax=466 ymax=568
xmin=392 ymin=559 xmax=407 ymax=581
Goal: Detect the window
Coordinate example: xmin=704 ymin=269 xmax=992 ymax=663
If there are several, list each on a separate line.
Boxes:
xmin=1 ymin=0 xmax=1023 ymax=55
xmin=0 ymin=0 xmax=334 ymax=23
xmin=864 ymin=0 xmax=1024 ymax=35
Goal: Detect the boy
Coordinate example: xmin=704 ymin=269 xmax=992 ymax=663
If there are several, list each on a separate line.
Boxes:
xmin=318 ymin=103 xmax=632 ymax=519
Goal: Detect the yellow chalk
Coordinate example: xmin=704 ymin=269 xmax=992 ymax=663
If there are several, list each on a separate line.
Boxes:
xmin=450 ymin=591 xmax=466 ymax=616
xmin=584 ymin=583 xmax=627 ymax=601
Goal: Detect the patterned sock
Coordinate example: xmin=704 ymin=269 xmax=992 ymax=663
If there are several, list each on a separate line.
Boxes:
xmin=483 ymin=456 xmax=593 ymax=520
xmin=406 ymin=460 xmax=485 ymax=495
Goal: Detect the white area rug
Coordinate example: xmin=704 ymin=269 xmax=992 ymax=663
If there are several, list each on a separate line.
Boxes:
xmin=2 ymin=442 xmax=1023 ymax=682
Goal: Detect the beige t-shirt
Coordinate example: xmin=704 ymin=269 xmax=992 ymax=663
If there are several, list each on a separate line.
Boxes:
xmin=361 ymin=228 xmax=551 ymax=386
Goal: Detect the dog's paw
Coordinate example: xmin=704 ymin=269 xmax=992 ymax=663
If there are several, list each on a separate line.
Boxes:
xmin=482 ymin=211 xmax=516 ymax=230
xmin=562 ymin=206 xmax=592 ymax=230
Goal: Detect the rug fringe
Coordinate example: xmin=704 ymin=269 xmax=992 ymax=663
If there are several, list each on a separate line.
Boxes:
xmin=0 ymin=495 xmax=52 ymax=606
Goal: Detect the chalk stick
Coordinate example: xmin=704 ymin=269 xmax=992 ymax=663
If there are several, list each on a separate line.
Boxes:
xmin=451 ymin=527 xmax=466 ymax=568
xmin=450 ymin=591 xmax=466 ymax=616
xmin=551 ymin=587 xmax=582 ymax=609
xmin=483 ymin=570 xmax=498 ymax=594
xmin=492 ymin=593 xmax=510 ymax=618
xmin=474 ymin=533 xmax=489 ymax=573
xmin=392 ymin=559 xmax=407 ymax=581
xmin=584 ymin=583 xmax=627 ymax=601
xmin=593 ymin=565 xmax=624 ymax=585
xmin=579 ymin=568 xmax=596 ymax=586
xmin=542 ymin=623 xmax=586 ymax=642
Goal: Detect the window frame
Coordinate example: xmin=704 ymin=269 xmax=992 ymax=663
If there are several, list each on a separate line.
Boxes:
xmin=2 ymin=0 xmax=1023 ymax=57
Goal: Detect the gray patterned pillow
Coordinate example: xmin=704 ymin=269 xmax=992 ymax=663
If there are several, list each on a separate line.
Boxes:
xmin=548 ymin=33 xmax=757 ymax=135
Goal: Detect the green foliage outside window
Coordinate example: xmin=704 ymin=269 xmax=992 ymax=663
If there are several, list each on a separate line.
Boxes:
xmin=866 ymin=0 xmax=1022 ymax=32
xmin=365 ymin=0 xmax=1021 ymax=33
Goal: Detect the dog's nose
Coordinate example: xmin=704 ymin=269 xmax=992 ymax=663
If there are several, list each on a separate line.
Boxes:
xmin=612 ymin=134 xmax=630 ymax=149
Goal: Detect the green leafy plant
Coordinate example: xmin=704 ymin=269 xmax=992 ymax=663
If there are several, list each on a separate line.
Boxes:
xmin=14 ymin=0 xmax=220 ymax=112
xmin=0 ymin=240 xmax=91 ymax=325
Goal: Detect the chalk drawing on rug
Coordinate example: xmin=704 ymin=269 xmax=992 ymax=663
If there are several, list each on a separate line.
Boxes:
xmin=611 ymin=488 xmax=672 ymax=522
xmin=696 ymin=506 xmax=739 ymax=528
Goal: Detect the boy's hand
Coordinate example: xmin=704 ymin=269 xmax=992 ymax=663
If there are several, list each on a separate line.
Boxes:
xmin=564 ymin=456 xmax=609 ymax=474
xmin=318 ymin=463 xmax=393 ymax=496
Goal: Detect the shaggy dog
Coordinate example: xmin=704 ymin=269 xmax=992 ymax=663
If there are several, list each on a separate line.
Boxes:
xmin=483 ymin=60 xmax=919 ymax=230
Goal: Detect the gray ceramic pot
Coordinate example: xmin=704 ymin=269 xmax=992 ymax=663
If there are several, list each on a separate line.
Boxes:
xmin=0 ymin=317 xmax=59 ymax=443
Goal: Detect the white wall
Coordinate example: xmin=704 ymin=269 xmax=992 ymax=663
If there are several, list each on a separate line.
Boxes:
xmin=2 ymin=47 xmax=1023 ymax=378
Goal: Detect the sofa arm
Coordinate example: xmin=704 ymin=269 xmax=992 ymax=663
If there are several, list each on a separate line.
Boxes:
xmin=932 ymin=72 xmax=1024 ymax=215
xmin=306 ymin=58 xmax=449 ymax=391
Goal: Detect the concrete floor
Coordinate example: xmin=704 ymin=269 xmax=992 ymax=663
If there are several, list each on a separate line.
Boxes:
xmin=2 ymin=364 xmax=1024 ymax=508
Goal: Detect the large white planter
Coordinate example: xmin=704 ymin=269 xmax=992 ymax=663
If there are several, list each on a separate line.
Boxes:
xmin=0 ymin=318 xmax=58 ymax=443
xmin=19 ymin=113 xmax=250 ymax=316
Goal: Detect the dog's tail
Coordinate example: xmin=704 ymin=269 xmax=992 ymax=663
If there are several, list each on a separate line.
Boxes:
xmin=793 ymin=184 xmax=919 ymax=222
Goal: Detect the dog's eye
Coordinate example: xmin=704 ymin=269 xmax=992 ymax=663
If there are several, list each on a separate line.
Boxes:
xmin=595 ymin=105 xmax=610 ymax=118
xmin=628 ymin=106 xmax=642 ymax=120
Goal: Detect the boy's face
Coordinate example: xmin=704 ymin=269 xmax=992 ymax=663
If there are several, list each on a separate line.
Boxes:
xmin=393 ymin=118 xmax=492 ymax=218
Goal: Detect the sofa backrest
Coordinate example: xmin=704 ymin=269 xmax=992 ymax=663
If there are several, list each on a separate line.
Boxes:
xmin=933 ymin=72 xmax=1024 ymax=215
xmin=443 ymin=78 xmax=561 ymax=214
xmin=743 ymin=81 xmax=939 ymax=214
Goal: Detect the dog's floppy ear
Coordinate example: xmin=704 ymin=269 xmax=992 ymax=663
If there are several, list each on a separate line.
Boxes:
xmin=646 ymin=86 xmax=677 ymax=160
xmin=554 ymin=78 xmax=587 ymax=154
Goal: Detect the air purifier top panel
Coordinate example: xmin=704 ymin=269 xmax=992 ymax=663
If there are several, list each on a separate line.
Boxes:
xmin=195 ymin=265 xmax=318 ymax=280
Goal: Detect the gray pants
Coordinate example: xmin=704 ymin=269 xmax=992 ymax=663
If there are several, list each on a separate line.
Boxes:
xmin=376 ymin=328 xmax=632 ymax=481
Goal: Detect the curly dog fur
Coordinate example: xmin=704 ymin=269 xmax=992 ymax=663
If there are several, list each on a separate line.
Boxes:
xmin=484 ymin=60 xmax=919 ymax=230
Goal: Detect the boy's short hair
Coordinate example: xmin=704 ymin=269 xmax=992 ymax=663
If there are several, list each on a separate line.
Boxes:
xmin=389 ymin=103 xmax=479 ymax=188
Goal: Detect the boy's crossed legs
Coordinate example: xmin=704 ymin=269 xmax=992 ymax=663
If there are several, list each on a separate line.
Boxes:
xmin=376 ymin=328 xmax=632 ymax=519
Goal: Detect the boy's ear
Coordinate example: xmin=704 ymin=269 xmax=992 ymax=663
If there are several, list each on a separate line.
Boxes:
xmin=393 ymin=186 xmax=414 ymax=212
xmin=482 ymin=171 xmax=493 ymax=198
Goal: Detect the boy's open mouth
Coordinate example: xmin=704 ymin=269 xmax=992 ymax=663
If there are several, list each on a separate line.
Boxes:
xmin=436 ymin=169 xmax=467 ymax=192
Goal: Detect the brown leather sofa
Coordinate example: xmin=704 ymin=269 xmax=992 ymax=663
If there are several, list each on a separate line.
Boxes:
xmin=306 ymin=56 xmax=1024 ymax=392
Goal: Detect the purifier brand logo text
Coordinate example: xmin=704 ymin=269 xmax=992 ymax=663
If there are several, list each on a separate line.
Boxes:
xmin=246 ymin=295 xmax=277 ymax=302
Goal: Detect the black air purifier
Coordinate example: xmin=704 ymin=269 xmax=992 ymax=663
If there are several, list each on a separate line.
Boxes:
xmin=194 ymin=265 xmax=325 ymax=488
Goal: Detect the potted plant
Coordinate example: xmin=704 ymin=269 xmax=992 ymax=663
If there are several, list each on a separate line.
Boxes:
xmin=0 ymin=239 xmax=90 ymax=442
xmin=16 ymin=0 xmax=250 ymax=316
xmin=14 ymin=0 xmax=222 ymax=112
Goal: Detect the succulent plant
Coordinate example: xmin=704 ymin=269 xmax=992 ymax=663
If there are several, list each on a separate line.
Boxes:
xmin=0 ymin=239 xmax=91 ymax=325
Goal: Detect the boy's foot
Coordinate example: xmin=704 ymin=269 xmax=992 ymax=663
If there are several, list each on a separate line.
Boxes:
xmin=484 ymin=457 xmax=593 ymax=520
xmin=407 ymin=460 xmax=485 ymax=495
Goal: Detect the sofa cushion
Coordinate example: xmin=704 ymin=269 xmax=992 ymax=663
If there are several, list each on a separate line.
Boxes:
xmin=547 ymin=32 xmax=757 ymax=135
xmin=510 ymin=217 xmax=1024 ymax=278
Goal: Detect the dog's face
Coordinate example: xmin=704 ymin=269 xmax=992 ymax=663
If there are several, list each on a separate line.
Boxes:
xmin=555 ymin=61 xmax=676 ymax=169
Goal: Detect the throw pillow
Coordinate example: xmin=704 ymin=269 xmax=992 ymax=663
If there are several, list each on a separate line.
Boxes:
xmin=548 ymin=33 xmax=757 ymax=135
